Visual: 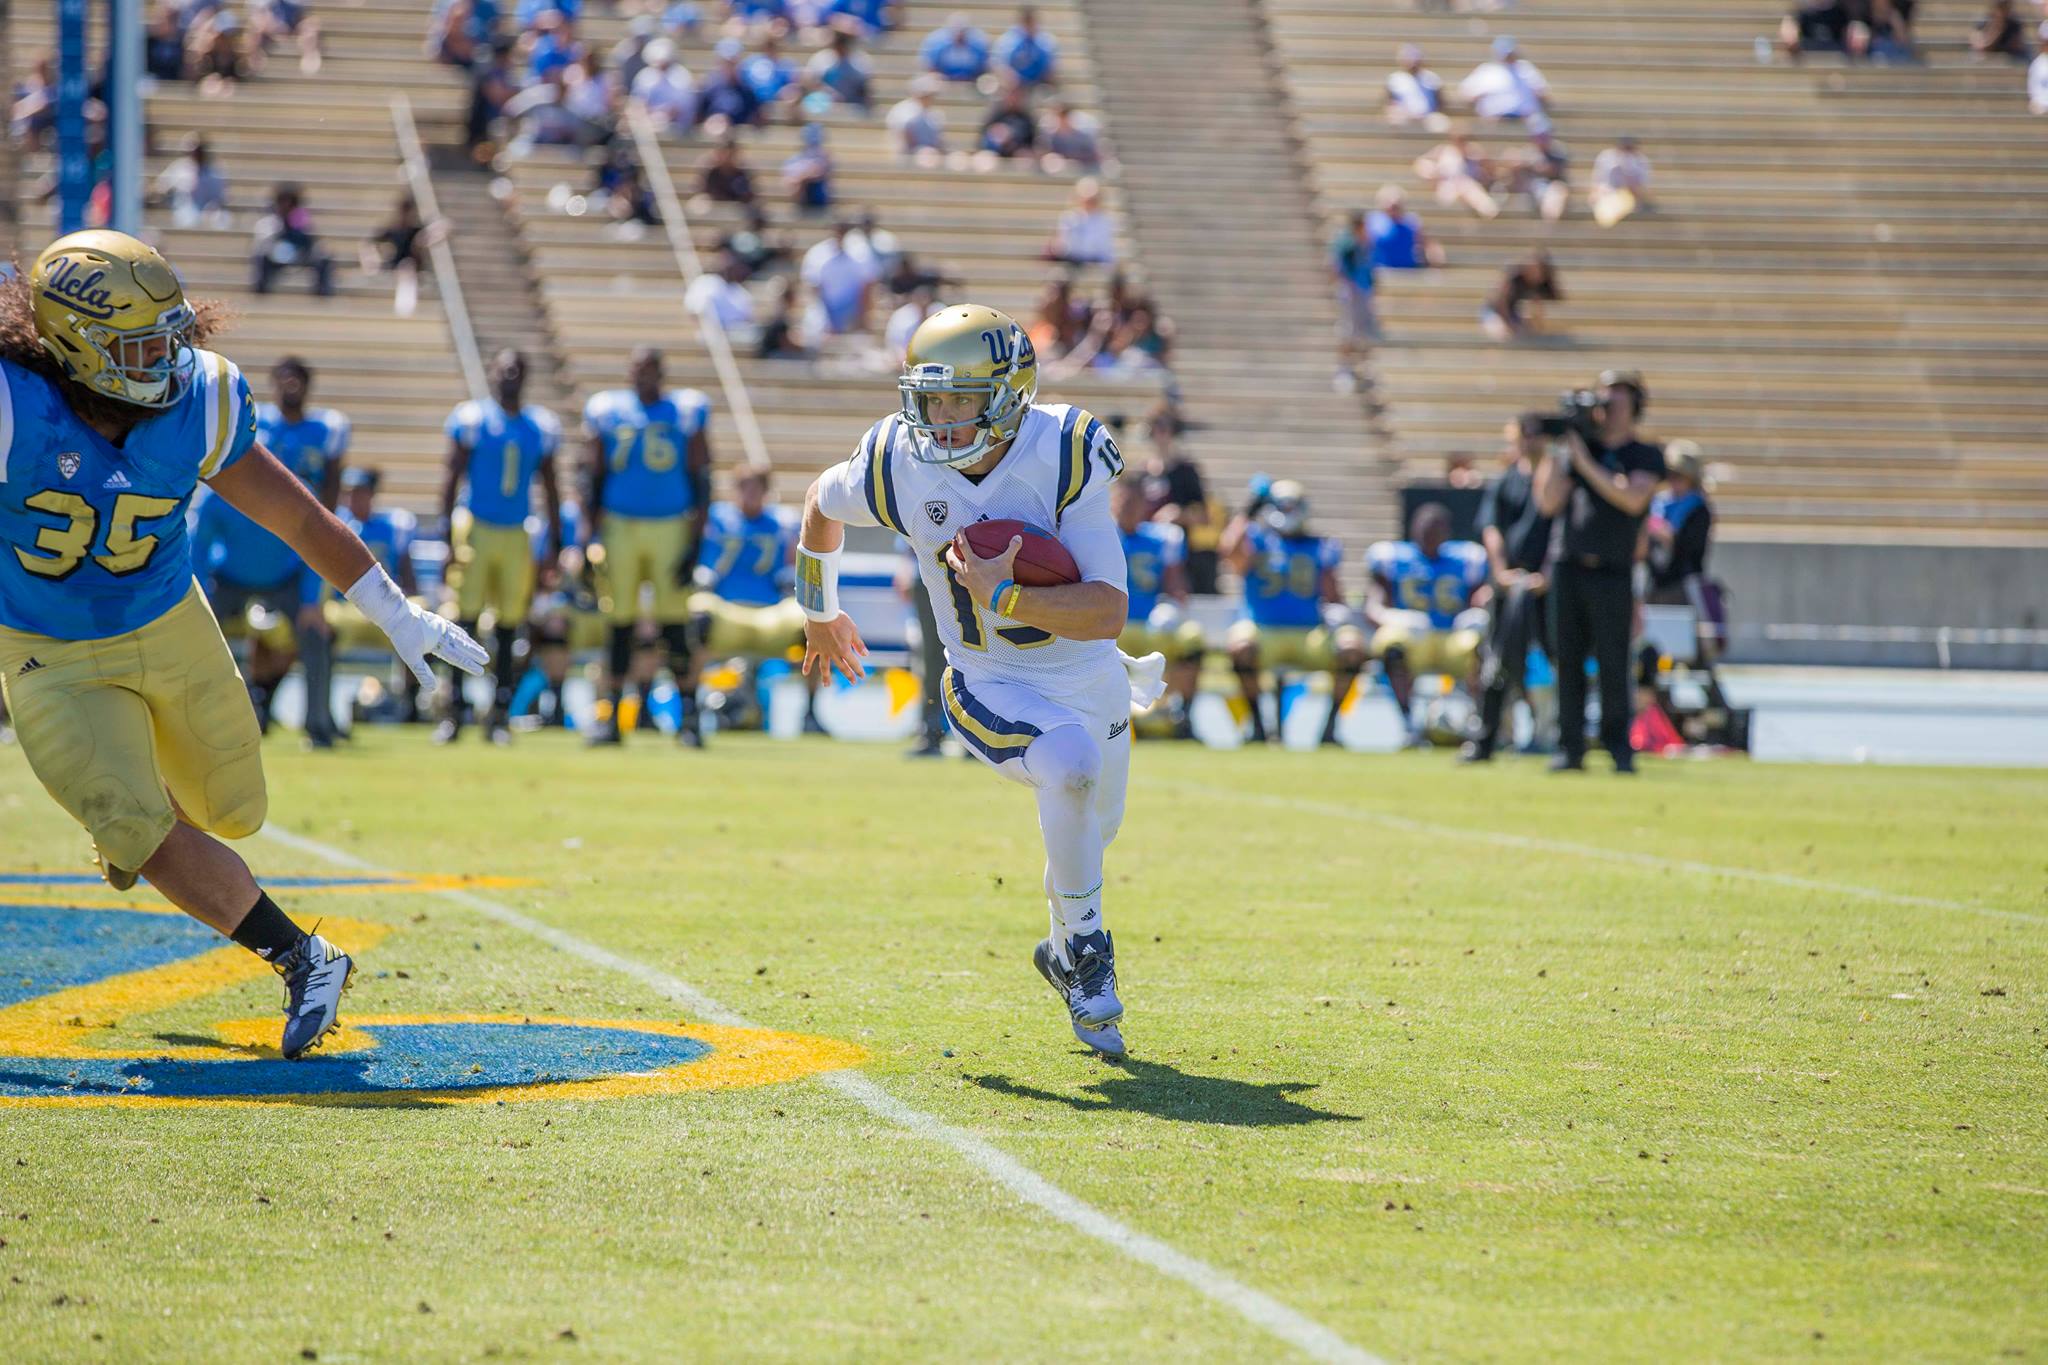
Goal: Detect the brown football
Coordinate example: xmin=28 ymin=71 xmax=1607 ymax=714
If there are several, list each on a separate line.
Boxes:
xmin=959 ymin=519 xmax=1081 ymax=587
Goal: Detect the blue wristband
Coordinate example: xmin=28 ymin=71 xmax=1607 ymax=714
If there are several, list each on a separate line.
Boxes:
xmin=988 ymin=578 xmax=1015 ymax=615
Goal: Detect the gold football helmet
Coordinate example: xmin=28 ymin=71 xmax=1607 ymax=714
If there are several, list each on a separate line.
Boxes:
xmin=898 ymin=303 xmax=1038 ymax=466
xmin=29 ymin=229 xmax=195 ymax=409
xmin=1262 ymin=479 xmax=1310 ymax=537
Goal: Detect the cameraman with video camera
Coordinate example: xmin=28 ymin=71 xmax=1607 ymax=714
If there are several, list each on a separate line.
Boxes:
xmin=1534 ymin=371 xmax=1664 ymax=773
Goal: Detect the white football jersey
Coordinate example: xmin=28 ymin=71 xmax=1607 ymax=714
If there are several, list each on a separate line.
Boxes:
xmin=817 ymin=402 xmax=1128 ymax=699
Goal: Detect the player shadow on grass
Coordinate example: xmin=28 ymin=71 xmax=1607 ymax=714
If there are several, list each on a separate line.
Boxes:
xmin=966 ymin=1057 xmax=1359 ymax=1127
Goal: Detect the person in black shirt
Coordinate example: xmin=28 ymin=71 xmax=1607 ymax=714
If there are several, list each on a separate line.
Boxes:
xmin=1535 ymin=371 xmax=1664 ymax=772
xmin=1462 ymin=413 xmax=1554 ymax=762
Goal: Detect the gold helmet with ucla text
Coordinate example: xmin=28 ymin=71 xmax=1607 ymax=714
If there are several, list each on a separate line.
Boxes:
xmin=898 ymin=303 xmax=1037 ymax=466
xmin=29 ymin=229 xmax=196 ymax=409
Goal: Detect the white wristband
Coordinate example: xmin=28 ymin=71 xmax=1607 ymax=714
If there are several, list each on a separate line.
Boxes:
xmin=343 ymin=563 xmax=407 ymax=630
xmin=795 ymin=543 xmax=841 ymax=623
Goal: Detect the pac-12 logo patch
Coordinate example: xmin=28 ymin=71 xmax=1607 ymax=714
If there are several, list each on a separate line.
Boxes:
xmin=57 ymin=452 xmax=82 ymax=481
xmin=924 ymin=499 xmax=950 ymax=528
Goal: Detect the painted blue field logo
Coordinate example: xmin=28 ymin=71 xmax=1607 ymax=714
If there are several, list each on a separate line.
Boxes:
xmin=0 ymin=874 xmax=864 ymax=1106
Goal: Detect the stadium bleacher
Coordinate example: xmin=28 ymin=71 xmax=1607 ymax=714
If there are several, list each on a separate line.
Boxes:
xmin=1263 ymin=0 xmax=2048 ymax=544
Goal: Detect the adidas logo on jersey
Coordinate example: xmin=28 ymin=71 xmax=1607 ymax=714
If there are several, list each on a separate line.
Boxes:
xmin=102 ymin=470 xmax=132 ymax=490
xmin=17 ymin=657 xmax=43 ymax=675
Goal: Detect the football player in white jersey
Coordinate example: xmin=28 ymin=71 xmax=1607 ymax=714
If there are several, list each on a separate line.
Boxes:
xmin=797 ymin=304 xmax=1163 ymax=1056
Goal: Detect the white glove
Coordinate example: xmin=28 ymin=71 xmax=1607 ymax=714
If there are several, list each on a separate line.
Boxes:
xmin=344 ymin=565 xmax=488 ymax=689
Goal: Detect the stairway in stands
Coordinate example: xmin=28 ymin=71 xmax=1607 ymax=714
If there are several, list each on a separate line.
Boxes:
xmin=1077 ymin=0 xmax=1395 ymax=550
xmin=428 ymin=158 xmax=575 ymax=410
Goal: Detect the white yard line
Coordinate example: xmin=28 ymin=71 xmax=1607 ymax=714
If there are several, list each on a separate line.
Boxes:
xmin=1190 ymin=784 xmax=2044 ymax=928
xmin=256 ymin=822 xmax=1382 ymax=1365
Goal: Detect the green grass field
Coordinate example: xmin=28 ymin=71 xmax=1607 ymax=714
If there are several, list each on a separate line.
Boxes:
xmin=1 ymin=730 xmax=2043 ymax=1363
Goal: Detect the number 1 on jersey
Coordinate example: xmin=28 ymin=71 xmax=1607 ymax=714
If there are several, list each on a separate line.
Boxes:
xmin=934 ymin=548 xmax=1051 ymax=650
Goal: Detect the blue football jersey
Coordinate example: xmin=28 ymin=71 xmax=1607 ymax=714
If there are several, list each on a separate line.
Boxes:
xmin=1242 ymin=524 xmax=1341 ymax=628
xmin=192 ymin=485 xmax=313 ymax=600
xmin=448 ymin=398 xmax=561 ymax=527
xmin=701 ymin=501 xmax=796 ymax=607
xmin=584 ymin=388 xmax=710 ymax=519
xmin=1366 ymin=539 xmax=1489 ymax=629
xmin=254 ymin=403 xmax=350 ymax=495
xmin=0 ymin=350 xmax=258 ymax=640
xmin=346 ymin=507 xmax=418 ymax=583
xmin=1120 ymin=521 xmax=1185 ymax=623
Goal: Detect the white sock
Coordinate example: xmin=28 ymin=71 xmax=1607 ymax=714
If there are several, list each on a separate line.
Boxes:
xmin=1025 ymin=726 xmax=1108 ymax=958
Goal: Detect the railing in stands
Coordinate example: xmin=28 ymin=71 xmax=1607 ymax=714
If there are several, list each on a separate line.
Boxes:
xmin=625 ymin=100 xmax=773 ymax=475
xmin=390 ymin=93 xmax=487 ymax=403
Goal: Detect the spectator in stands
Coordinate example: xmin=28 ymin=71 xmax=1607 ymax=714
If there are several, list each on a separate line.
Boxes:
xmin=783 ymin=122 xmax=835 ymax=214
xmin=632 ymin=39 xmax=696 ymax=130
xmin=151 ymin=134 xmax=231 ymax=228
xmin=362 ymin=194 xmax=446 ymax=317
xmin=730 ymin=0 xmax=789 ymax=27
xmin=980 ymin=82 xmax=1039 ymax=159
xmin=502 ymin=74 xmax=598 ymax=153
xmin=742 ymin=30 xmax=801 ymax=113
xmin=721 ymin=204 xmax=792 ymax=277
xmin=250 ymin=0 xmax=324 ymax=76
xmin=1028 ymin=273 xmax=1094 ymax=359
xmin=1328 ymin=210 xmax=1378 ymax=392
xmin=1104 ymin=303 xmax=1172 ymax=373
xmin=601 ymin=161 xmax=660 ymax=228
xmin=1876 ymin=0 xmax=1920 ymax=59
xmin=886 ymin=285 xmax=943 ymax=362
xmin=1480 ymin=250 xmax=1562 ymax=343
xmin=1973 ymin=0 xmax=2033 ymax=58
xmin=1414 ymin=128 xmax=1500 ymax=219
xmin=686 ymin=252 xmax=758 ymax=335
xmin=190 ymin=8 xmax=247 ymax=96
xmin=1367 ymin=185 xmax=1445 ymax=270
xmin=804 ymin=28 xmax=873 ymax=110
xmin=1045 ymin=177 xmax=1116 ymax=265
xmin=147 ymin=8 xmax=189 ymax=81
xmin=1140 ymin=413 xmax=1222 ymax=594
xmin=1458 ymin=37 xmax=1549 ymax=122
xmin=250 ymin=183 xmax=336 ymax=297
xmin=2032 ymin=29 xmax=2048 ymax=113
xmin=464 ymin=40 xmax=519 ymax=158
xmin=823 ymin=0 xmax=898 ymax=38
xmin=697 ymin=39 xmax=765 ymax=128
xmin=922 ymin=13 xmax=991 ymax=82
xmin=850 ymin=209 xmax=902 ymax=275
xmin=1385 ymin=44 xmax=1449 ymax=131
xmin=698 ymin=137 xmax=756 ymax=205
xmin=1644 ymin=440 xmax=1715 ymax=605
xmin=1591 ymin=136 xmax=1654 ymax=226
xmin=995 ymin=7 xmax=1060 ymax=88
xmin=1040 ymin=101 xmax=1103 ymax=170
xmin=608 ymin=15 xmax=658 ymax=89
xmin=757 ymin=280 xmax=811 ymax=359
xmin=1780 ymin=1 xmax=1872 ymax=61
xmin=523 ymin=9 xmax=580 ymax=83
xmin=1505 ymin=130 xmax=1570 ymax=222
xmin=562 ymin=52 xmax=620 ymax=130
xmin=519 ymin=0 xmax=581 ymax=24
xmin=888 ymin=76 xmax=949 ymax=159
xmin=9 ymin=55 xmax=59 ymax=149
xmin=800 ymin=219 xmax=879 ymax=336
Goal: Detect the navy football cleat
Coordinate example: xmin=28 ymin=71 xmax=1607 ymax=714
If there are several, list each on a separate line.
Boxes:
xmin=1033 ymin=930 xmax=1126 ymax=1056
xmin=277 ymin=933 xmax=354 ymax=1060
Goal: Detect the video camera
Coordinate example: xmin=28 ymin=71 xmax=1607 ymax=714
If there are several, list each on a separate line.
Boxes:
xmin=1535 ymin=389 xmax=1604 ymax=444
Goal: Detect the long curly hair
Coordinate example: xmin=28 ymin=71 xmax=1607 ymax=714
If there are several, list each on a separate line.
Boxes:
xmin=0 ymin=266 xmax=234 ymax=429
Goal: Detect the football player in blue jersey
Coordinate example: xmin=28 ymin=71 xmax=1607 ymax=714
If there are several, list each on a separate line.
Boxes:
xmin=690 ymin=466 xmax=818 ymax=731
xmin=255 ymin=356 xmax=349 ymax=508
xmin=582 ymin=347 xmax=713 ymax=747
xmin=248 ymin=354 xmax=351 ymax=741
xmin=1111 ymin=476 xmax=1204 ymax=735
xmin=1364 ymin=502 xmax=1491 ymax=745
xmin=0 ymin=231 xmax=486 ymax=1058
xmin=192 ymin=482 xmax=332 ymax=743
xmin=1221 ymin=479 xmax=1366 ymax=745
xmin=333 ymin=465 xmax=425 ymax=721
xmin=440 ymin=348 xmax=564 ymax=745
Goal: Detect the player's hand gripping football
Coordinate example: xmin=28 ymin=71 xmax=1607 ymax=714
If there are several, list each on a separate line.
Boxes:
xmin=945 ymin=531 xmax=1022 ymax=613
xmin=803 ymin=612 xmax=870 ymax=685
